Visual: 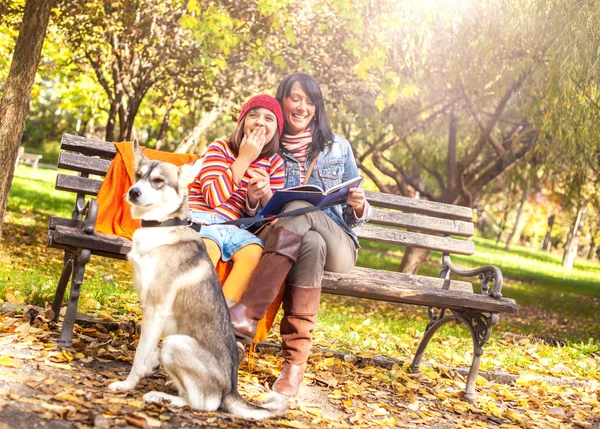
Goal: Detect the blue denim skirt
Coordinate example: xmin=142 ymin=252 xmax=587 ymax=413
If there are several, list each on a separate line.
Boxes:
xmin=191 ymin=211 xmax=263 ymax=261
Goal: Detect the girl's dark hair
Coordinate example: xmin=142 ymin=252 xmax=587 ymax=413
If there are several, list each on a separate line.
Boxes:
xmin=226 ymin=108 xmax=280 ymax=159
xmin=275 ymin=73 xmax=334 ymax=158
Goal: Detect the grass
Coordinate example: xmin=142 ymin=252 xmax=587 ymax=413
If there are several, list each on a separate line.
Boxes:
xmin=2 ymin=165 xmax=599 ymax=381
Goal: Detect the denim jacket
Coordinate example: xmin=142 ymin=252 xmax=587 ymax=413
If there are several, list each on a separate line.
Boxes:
xmin=279 ymin=133 xmax=372 ymax=247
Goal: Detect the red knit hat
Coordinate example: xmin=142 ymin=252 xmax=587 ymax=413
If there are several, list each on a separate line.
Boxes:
xmin=238 ymin=94 xmax=284 ymax=137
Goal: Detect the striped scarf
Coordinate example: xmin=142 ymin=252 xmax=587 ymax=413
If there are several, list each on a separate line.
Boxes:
xmin=281 ymin=129 xmax=312 ymax=183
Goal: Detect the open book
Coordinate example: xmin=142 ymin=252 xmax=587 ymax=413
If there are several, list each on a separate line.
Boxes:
xmin=259 ymin=176 xmax=364 ymax=216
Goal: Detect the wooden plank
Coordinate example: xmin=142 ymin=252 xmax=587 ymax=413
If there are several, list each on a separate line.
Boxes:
xmin=369 ymin=209 xmax=474 ymax=238
xmin=58 ymin=152 xmax=111 ymax=176
xmin=48 ymin=216 xmax=83 ymax=231
xmin=355 ymin=225 xmax=475 ymax=255
xmin=51 ymin=225 xmax=131 ymax=255
xmin=322 ymin=273 xmax=517 ymax=313
xmin=61 ymin=134 xmax=117 ymax=159
xmin=324 ymin=267 xmax=473 ymax=293
xmin=365 ymin=191 xmax=473 ymax=222
xmin=55 ymin=174 xmax=102 ymax=196
xmin=47 ymin=231 xmax=129 ymax=260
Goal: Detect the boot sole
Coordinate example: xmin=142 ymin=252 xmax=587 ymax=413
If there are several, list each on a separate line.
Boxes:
xmin=233 ymin=329 xmax=255 ymax=345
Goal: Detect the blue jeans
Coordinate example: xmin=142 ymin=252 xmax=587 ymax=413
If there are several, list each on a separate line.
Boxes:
xmin=191 ymin=211 xmax=263 ymax=261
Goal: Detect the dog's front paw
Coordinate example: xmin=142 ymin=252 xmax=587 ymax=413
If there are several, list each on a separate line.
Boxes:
xmin=109 ymin=379 xmax=137 ymax=392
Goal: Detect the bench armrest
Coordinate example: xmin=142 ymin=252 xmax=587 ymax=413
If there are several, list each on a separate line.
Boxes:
xmin=81 ymin=198 xmax=98 ymax=234
xmin=72 ymin=196 xmax=98 ymax=234
xmin=442 ymin=255 xmax=503 ymax=299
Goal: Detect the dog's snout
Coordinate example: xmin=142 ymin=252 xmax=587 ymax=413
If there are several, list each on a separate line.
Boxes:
xmin=129 ymin=187 xmax=142 ymax=201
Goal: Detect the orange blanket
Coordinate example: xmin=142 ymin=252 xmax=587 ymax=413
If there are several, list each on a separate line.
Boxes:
xmin=95 ymin=141 xmax=281 ymax=343
xmin=96 ymin=142 xmax=200 ymax=239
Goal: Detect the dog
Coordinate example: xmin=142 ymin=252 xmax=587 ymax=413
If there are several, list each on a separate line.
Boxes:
xmin=108 ymin=141 xmax=287 ymax=420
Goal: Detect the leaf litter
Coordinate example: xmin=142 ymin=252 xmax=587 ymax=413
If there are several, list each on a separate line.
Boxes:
xmin=0 ymin=306 xmax=596 ymax=429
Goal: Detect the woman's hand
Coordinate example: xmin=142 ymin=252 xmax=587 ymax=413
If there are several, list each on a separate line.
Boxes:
xmin=346 ymin=187 xmax=366 ymax=218
xmin=247 ymin=168 xmax=273 ymax=207
xmin=239 ymin=127 xmax=266 ymax=163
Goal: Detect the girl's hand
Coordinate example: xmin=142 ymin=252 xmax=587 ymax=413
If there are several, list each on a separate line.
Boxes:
xmin=239 ymin=127 xmax=266 ymax=163
xmin=247 ymin=168 xmax=272 ymax=205
xmin=346 ymin=187 xmax=366 ymax=218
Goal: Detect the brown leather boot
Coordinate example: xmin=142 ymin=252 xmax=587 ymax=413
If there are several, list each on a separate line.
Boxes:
xmin=272 ymin=284 xmax=321 ymax=397
xmin=229 ymin=227 xmax=303 ymax=343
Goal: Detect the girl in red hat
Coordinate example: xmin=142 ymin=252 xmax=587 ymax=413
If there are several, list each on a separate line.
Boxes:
xmin=188 ymin=94 xmax=285 ymax=309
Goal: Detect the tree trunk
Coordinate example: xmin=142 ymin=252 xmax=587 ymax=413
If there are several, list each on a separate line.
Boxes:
xmin=105 ymin=99 xmax=118 ymax=141
xmin=174 ymin=106 xmax=223 ymax=154
xmin=562 ymin=200 xmax=587 ymax=271
xmin=447 ymin=108 xmax=458 ymax=192
xmin=0 ymin=0 xmax=56 ymax=240
xmin=540 ymin=214 xmax=555 ymax=251
xmin=504 ymin=179 xmax=529 ymax=251
xmin=587 ymin=241 xmax=597 ymax=260
xmin=155 ymin=84 xmax=179 ymax=150
xmin=399 ymin=247 xmax=430 ymax=274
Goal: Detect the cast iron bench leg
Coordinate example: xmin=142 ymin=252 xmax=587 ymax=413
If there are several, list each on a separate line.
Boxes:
xmin=51 ymin=251 xmax=74 ymax=321
xmin=58 ymin=249 xmax=91 ymax=348
xmin=410 ymin=310 xmax=497 ymax=402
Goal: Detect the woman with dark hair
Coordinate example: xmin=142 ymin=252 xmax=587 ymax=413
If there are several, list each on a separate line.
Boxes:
xmin=229 ymin=73 xmax=372 ymax=397
xmin=189 ymin=94 xmax=285 ymax=308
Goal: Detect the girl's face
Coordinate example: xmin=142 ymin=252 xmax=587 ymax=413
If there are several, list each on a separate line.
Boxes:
xmin=243 ymin=107 xmax=278 ymax=143
xmin=282 ymin=81 xmax=315 ymax=135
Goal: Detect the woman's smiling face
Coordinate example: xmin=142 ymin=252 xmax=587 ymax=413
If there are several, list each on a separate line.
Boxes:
xmin=282 ymin=81 xmax=315 ymax=135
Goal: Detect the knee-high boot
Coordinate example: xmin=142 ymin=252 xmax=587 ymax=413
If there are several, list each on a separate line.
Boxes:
xmin=229 ymin=227 xmax=303 ymax=343
xmin=272 ymin=284 xmax=321 ymax=397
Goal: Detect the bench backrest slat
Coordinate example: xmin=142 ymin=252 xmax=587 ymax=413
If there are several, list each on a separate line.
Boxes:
xmin=56 ymin=174 xmax=102 ymax=196
xmin=369 ymin=209 xmax=474 ymax=238
xmin=58 ymin=152 xmax=111 ymax=177
xmin=355 ymin=225 xmax=475 ymax=255
xmin=61 ymin=134 xmax=117 ymax=159
xmin=365 ymin=190 xmax=472 ymax=222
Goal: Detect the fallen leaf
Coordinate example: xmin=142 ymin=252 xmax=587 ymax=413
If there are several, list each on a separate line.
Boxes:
xmin=0 ymin=356 xmax=20 ymax=368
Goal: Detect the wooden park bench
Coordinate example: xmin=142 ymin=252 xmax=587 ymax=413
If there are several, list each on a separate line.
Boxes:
xmin=16 ymin=151 xmax=43 ymax=171
xmin=47 ymin=133 xmax=517 ymax=401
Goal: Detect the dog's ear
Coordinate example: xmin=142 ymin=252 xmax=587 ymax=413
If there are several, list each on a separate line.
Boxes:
xmin=178 ymin=157 xmax=203 ymax=187
xmin=132 ymin=139 xmax=148 ymax=169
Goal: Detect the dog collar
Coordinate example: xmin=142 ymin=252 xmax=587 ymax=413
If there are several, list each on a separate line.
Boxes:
xmin=141 ymin=218 xmax=190 ymax=228
xmin=140 ymin=218 xmax=203 ymax=232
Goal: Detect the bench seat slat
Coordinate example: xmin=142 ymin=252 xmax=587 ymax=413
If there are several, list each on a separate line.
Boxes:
xmin=50 ymin=225 xmax=132 ymax=255
xmin=325 ymin=266 xmax=473 ymax=293
xmin=48 ymin=216 xmax=84 ymax=231
xmin=58 ymin=152 xmax=111 ymax=176
xmin=370 ymin=209 xmax=474 ymax=238
xmin=47 ymin=232 xmax=128 ymax=260
xmin=355 ymin=225 xmax=475 ymax=255
xmin=56 ymin=174 xmax=103 ymax=196
xmin=365 ymin=191 xmax=473 ymax=222
xmin=61 ymin=134 xmax=117 ymax=159
xmin=322 ymin=270 xmax=517 ymax=313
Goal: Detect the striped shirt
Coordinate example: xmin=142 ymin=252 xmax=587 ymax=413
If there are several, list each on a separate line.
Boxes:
xmin=281 ymin=129 xmax=312 ymax=183
xmin=189 ymin=139 xmax=285 ymax=220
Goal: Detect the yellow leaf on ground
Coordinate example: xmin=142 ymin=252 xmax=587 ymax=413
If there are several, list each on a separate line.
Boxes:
xmin=0 ymin=356 xmax=20 ymax=368
xmin=516 ymin=373 xmax=537 ymax=386
xmin=14 ymin=323 xmax=30 ymax=334
xmin=276 ymin=420 xmax=312 ymax=428
xmin=56 ymin=392 xmax=84 ymax=404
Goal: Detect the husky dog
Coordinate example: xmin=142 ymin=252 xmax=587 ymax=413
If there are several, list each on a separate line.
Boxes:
xmin=108 ymin=141 xmax=287 ymax=420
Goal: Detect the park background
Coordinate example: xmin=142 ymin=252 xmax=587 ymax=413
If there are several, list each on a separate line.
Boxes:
xmin=0 ymin=0 xmax=599 ymax=428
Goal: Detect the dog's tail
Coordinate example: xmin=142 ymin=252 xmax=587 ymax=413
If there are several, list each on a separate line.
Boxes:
xmin=220 ymin=390 xmax=288 ymax=420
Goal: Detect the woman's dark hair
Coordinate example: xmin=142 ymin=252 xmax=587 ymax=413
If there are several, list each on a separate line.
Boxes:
xmin=275 ymin=73 xmax=334 ymax=158
xmin=226 ymin=107 xmax=280 ymax=159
